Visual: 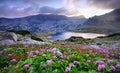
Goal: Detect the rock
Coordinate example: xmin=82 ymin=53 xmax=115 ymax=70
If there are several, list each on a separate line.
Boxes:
xmin=18 ymin=38 xmax=50 ymax=45
xmin=0 ymin=32 xmax=17 ymax=45
xmin=0 ymin=39 xmax=15 ymax=45
xmin=1 ymin=32 xmax=17 ymax=42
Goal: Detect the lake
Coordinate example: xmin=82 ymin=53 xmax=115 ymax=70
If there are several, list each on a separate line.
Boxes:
xmin=48 ymin=32 xmax=106 ymax=40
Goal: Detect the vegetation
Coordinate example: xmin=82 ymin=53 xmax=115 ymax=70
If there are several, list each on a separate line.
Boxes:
xmin=31 ymin=36 xmax=43 ymax=41
xmin=0 ymin=43 xmax=120 ymax=73
xmin=7 ymin=30 xmax=31 ymax=36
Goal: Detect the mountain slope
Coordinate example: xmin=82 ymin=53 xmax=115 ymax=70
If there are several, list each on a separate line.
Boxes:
xmin=0 ymin=14 xmax=86 ymax=33
xmin=76 ymin=8 xmax=120 ymax=34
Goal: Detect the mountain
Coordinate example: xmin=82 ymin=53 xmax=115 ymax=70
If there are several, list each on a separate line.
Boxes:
xmin=76 ymin=8 xmax=120 ymax=34
xmin=0 ymin=14 xmax=86 ymax=33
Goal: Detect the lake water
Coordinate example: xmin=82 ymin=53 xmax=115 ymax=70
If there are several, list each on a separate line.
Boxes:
xmin=48 ymin=32 xmax=106 ymax=40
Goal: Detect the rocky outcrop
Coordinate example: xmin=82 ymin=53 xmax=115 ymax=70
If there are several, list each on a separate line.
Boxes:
xmin=0 ymin=32 xmax=17 ymax=45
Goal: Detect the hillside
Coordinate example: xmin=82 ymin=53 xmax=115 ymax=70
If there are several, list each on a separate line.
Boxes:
xmin=76 ymin=8 xmax=120 ymax=34
xmin=0 ymin=14 xmax=86 ymax=33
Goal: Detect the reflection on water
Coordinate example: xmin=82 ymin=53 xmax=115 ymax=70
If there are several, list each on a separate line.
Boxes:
xmin=48 ymin=32 xmax=106 ymax=40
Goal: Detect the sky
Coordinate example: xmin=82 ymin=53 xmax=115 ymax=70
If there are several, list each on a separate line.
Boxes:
xmin=0 ymin=0 xmax=119 ymax=18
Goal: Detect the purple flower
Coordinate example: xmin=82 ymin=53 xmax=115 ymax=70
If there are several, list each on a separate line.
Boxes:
xmin=7 ymin=54 xmax=13 ymax=57
xmin=89 ymin=49 xmax=93 ymax=53
xmin=110 ymin=66 xmax=116 ymax=71
xmin=46 ymin=60 xmax=52 ymax=66
xmin=42 ymin=64 xmax=46 ymax=67
xmin=119 ymin=56 xmax=120 ymax=59
xmin=107 ymin=59 xmax=113 ymax=63
xmin=86 ymin=60 xmax=91 ymax=63
xmin=52 ymin=56 xmax=57 ymax=58
xmin=73 ymin=61 xmax=80 ymax=65
xmin=116 ymin=64 xmax=120 ymax=68
xmin=65 ymin=67 xmax=70 ymax=72
xmin=0 ymin=50 xmax=3 ymax=54
xmin=34 ymin=50 xmax=39 ymax=54
xmin=66 ymin=56 xmax=70 ymax=60
xmin=10 ymin=59 xmax=17 ymax=63
xmin=69 ymin=63 xmax=75 ymax=67
xmin=95 ymin=60 xmax=104 ymax=65
xmin=60 ymin=55 xmax=63 ymax=58
xmin=97 ymin=64 xmax=106 ymax=71
xmin=86 ymin=54 xmax=89 ymax=56
xmin=23 ymin=64 xmax=29 ymax=69
xmin=28 ymin=52 xmax=34 ymax=58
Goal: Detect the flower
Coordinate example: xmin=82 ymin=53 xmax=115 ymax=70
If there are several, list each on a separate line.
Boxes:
xmin=10 ymin=59 xmax=17 ymax=63
xmin=7 ymin=54 xmax=13 ymax=57
xmin=97 ymin=64 xmax=106 ymax=71
xmin=116 ymin=64 xmax=120 ymax=68
xmin=65 ymin=67 xmax=70 ymax=72
xmin=23 ymin=64 xmax=29 ymax=69
xmin=28 ymin=52 xmax=34 ymax=58
xmin=42 ymin=64 xmax=46 ymax=67
xmin=95 ymin=60 xmax=105 ymax=65
xmin=52 ymin=56 xmax=57 ymax=58
xmin=0 ymin=50 xmax=3 ymax=54
xmin=86 ymin=54 xmax=89 ymax=56
xmin=34 ymin=50 xmax=39 ymax=54
xmin=110 ymin=66 xmax=116 ymax=71
xmin=107 ymin=59 xmax=113 ymax=63
xmin=86 ymin=60 xmax=91 ymax=63
xmin=73 ymin=61 xmax=80 ymax=65
xmin=46 ymin=60 xmax=52 ymax=66
xmin=69 ymin=63 xmax=75 ymax=67
xmin=89 ymin=49 xmax=93 ymax=53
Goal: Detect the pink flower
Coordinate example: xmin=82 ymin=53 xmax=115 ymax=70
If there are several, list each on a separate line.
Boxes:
xmin=66 ymin=56 xmax=70 ymax=60
xmin=97 ymin=64 xmax=106 ymax=71
xmin=110 ymin=66 xmax=116 ymax=71
xmin=119 ymin=56 xmax=120 ymax=59
xmin=89 ymin=49 xmax=93 ymax=53
xmin=86 ymin=54 xmax=89 ymax=56
xmin=107 ymin=59 xmax=113 ymax=63
xmin=65 ymin=67 xmax=70 ymax=72
xmin=52 ymin=56 xmax=57 ymax=58
xmin=73 ymin=61 xmax=80 ymax=64
xmin=7 ymin=54 xmax=13 ymax=57
xmin=42 ymin=64 xmax=46 ymax=67
xmin=28 ymin=52 xmax=34 ymax=58
xmin=86 ymin=60 xmax=91 ymax=63
xmin=116 ymin=64 xmax=120 ymax=68
xmin=69 ymin=63 xmax=75 ymax=67
xmin=95 ymin=60 xmax=105 ymax=65
xmin=10 ymin=59 xmax=17 ymax=63
xmin=40 ymin=48 xmax=45 ymax=52
xmin=34 ymin=50 xmax=39 ymax=54
xmin=23 ymin=64 xmax=29 ymax=69
xmin=60 ymin=55 xmax=63 ymax=58
xmin=0 ymin=50 xmax=3 ymax=54
xmin=42 ymin=54 xmax=46 ymax=57
xmin=46 ymin=60 xmax=52 ymax=66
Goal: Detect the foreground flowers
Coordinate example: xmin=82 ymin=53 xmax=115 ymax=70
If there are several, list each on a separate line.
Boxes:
xmin=46 ymin=60 xmax=52 ymax=66
xmin=23 ymin=64 xmax=30 ymax=70
xmin=0 ymin=44 xmax=120 ymax=73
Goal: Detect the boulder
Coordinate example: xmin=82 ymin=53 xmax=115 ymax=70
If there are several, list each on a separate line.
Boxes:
xmin=0 ymin=39 xmax=15 ymax=45
xmin=0 ymin=32 xmax=17 ymax=45
xmin=1 ymin=32 xmax=17 ymax=42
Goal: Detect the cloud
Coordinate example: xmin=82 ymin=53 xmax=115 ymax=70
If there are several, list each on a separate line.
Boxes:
xmin=39 ymin=6 xmax=82 ymax=16
xmin=0 ymin=5 xmax=36 ymax=18
xmin=87 ymin=0 xmax=120 ymax=9
xmin=39 ymin=6 xmax=67 ymax=14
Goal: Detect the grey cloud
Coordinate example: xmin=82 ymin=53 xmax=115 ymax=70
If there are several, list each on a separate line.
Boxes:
xmin=39 ymin=6 xmax=67 ymax=14
xmin=87 ymin=0 xmax=120 ymax=9
xmin=0 ymin=5 xmax=36 ymax=18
